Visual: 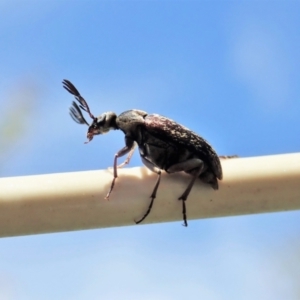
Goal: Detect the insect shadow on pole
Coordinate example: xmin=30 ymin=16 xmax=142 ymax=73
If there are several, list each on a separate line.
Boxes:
xmin=62 ymin=79 xmax=224 ymax=227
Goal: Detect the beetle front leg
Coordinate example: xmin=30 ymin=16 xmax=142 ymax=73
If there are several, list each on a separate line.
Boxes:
xmin=105 ymin=136 xmax=135 ymax=200
xmin=117 ymin=143 xmax=136 ymax=169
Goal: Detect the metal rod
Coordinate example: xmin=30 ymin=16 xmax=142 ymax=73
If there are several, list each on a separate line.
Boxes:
xmin=0 ymin=153 xmax=299 ymax=237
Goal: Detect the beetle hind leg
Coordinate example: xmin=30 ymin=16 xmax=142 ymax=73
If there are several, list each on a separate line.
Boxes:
xmin=167 ymin=158 xmax=205 ymax=226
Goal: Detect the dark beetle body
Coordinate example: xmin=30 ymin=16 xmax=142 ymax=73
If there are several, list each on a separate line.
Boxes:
xmin=117 ymin=110 xmax=222 ymax=189
xmin=63 ymin=79 xmax=223 ymax=226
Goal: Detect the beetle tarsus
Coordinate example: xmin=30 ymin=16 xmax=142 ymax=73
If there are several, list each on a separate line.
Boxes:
xmin=181 ymin=200 xmax=188 ymax=227
xmin=105 ymin=177 xmax=116 ymax=200
xmin=135 ymin=196 xmax=155 ymax=224
xmin=219 ymin=155 xmax=238 ymax=159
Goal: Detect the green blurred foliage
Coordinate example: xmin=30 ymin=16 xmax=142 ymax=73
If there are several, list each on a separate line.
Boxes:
xmin=0 ymin=79 xmax=40 ymax=164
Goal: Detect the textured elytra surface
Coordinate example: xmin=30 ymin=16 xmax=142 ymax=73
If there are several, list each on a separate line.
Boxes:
xmin=144 ymin=114 xmax=222 ymax=180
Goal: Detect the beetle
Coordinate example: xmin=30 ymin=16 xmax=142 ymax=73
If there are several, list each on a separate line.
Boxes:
xmin=63 ymin=79 xmax=223 ymax=226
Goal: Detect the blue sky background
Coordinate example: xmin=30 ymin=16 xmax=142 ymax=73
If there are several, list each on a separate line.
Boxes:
xmin=0 ymin=1 xmax=300 ymax=299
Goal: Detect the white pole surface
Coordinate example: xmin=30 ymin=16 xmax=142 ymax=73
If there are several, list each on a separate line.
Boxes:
xmin=0 ymin=153 xmax=299 ymax=237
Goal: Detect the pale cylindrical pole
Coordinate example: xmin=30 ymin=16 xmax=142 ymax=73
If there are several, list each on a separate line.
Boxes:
xmin=0 ymin=153 xmax=299 ymax=237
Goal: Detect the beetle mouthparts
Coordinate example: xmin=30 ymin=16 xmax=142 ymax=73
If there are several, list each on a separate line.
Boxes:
xmin=84 ymin=133 xmax=94 ymax=144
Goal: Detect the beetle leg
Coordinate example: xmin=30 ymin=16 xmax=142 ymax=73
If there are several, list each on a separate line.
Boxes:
xmin=135 ymin=157 xmax=162 ymax=224
xmin=105 ymin=136 xmax=135 ymax=200
xmin=167 ymin=159 xmax=205 ymax=227
xmin=117 ymin=143 xmax=136 ymax=169
xmin=135 ymin=171 xmax=161 ymax=225
xmin=219 ymin=155 xmax=238 ymax=159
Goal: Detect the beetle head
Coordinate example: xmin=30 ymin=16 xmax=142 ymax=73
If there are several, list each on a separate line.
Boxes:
xmin=86 ymin=112 xmax=117 ymax=142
